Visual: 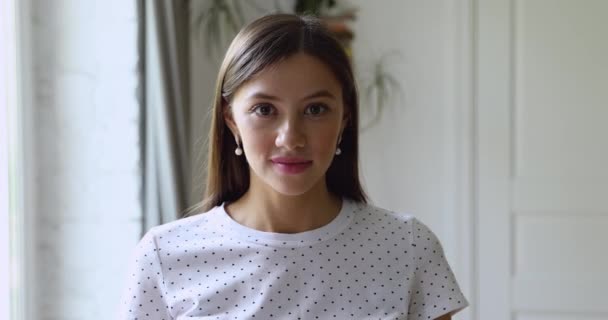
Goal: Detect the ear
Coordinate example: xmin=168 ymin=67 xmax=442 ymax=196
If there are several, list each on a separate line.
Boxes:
xmin=222 ymin=100 xmax=239 ymax=140
xmin=339 ymin=107 xmax=351 ymax=139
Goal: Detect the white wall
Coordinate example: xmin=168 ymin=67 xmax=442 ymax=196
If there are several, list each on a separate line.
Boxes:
xmin=27 ymin=0 xmax=141 ymax=319
xmin=353 ymin=0 xmax=451 ymax=226
xmin=0 ymin=0 xmax=18 ymax=317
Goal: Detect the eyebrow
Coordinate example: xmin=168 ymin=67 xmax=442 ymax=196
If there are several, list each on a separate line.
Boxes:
xmin=246 ymin=90 xmax=337 ymax=102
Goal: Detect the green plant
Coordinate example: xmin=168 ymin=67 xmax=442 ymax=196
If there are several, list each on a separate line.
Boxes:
xmin=294 ymin=0 xmax=336 ymax=15
xmin=192 ymin=0 xmax=245 ymax=59
xmin=360 ymin=51 xmax=404 ymax=132
xmin=192 ymin=0 xmax=280 ymax=60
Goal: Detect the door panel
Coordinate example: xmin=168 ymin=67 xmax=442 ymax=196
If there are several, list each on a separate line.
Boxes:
xmin=477 ymin=0 xmax=608 ymax=319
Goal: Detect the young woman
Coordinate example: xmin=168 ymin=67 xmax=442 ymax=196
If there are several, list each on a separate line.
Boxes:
xmin=119 ymin=14 xmax=469 ymax=320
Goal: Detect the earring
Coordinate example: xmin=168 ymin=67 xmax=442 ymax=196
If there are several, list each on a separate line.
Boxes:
xmin=235 ymin=139 xmax=243 ymax=156
xmin=335 ymin=134 xmax=343 ymax=155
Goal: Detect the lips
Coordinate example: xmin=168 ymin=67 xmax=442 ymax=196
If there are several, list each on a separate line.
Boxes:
xmin=270 ymin=157 xmax=311 ymax=164
xmin=270 ymin=157 xmax=313 ymax=174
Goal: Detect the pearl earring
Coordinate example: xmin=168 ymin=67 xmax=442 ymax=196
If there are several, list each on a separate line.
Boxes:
xmin=235 ymin=139 xmax=243 ymax=156
xmin=335 ymin=135 xmax=343 ymax=155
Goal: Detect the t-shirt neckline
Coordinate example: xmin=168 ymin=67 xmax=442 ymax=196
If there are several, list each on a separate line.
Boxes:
xmin=218 ymin=198 xmax=354 ymax=247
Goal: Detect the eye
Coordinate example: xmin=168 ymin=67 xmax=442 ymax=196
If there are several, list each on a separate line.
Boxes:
xmin=304 ymin=103 xmax=329 ymax=116
xmin=252 ymin=104 xmax=275 ymax=117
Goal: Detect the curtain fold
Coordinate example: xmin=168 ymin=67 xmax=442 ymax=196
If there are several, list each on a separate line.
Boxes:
xmin=140 ymin=0 xmax=191 ymax=232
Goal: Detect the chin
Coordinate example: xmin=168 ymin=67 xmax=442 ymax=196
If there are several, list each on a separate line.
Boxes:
xmin=266 ymin=175 xmax=322 ymax=197
xmin=269 ymin=182 xmax=314 ymax=197
xmin=251 ymin=165 xmax=327 ymax=197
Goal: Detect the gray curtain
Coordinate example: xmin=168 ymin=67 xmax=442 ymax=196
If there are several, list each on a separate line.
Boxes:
xmin=139 ymin=0 xmax=191 ymax=232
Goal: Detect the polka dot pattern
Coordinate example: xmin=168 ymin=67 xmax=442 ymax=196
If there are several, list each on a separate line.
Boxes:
xmin=118 ymin=199 xmax=469 ymax=319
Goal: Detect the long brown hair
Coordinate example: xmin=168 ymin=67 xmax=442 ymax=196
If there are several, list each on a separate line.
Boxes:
xmin=196 ymin=14 xmax=367 ymax=213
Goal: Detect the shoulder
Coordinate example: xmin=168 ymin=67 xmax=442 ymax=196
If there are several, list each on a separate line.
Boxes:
xmin=350 ymin=200 xmax=440 ymax=244
xmin=144 ymin=205 xmax=223 ymax=243
xmin=351 ymin=200 xmax=420 ymax=228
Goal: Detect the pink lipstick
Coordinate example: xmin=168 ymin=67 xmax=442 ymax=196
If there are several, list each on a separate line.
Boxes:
xmin=270 ymin=157 xmax=313 ymax=174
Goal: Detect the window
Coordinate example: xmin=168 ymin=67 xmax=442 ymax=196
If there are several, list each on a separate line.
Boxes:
xmin=1 ymin=0 xmax=28 ymax=318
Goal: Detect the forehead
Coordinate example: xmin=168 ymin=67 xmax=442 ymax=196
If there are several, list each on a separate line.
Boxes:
xmin=233 ymin=53 xmax=342 ymax=101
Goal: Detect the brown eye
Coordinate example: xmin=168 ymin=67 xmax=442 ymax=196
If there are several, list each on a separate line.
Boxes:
xmin=253 ymin=104 xmax=275 ymax=116
xmin=305 ymin=103 xmax=328 ymax=116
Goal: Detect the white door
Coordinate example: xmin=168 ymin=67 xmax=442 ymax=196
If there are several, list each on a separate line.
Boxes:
xmin=476 ymin=0 xmax=608 ymax=319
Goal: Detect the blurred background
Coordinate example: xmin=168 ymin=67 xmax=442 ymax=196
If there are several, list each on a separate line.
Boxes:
xmin=1 ymin=0 xmax=607 ymax=319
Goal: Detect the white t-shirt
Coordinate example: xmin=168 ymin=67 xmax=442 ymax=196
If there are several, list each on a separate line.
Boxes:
xmin=118 ymin=198 xmax=469 ymax=320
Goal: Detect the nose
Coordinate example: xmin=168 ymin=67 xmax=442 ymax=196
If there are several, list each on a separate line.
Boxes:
xmin=275 ymin=117 xmax=306 ymax=151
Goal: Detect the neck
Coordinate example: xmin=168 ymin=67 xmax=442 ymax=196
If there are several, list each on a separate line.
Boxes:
xmin=225 ymin=179 xmax=342 ymax=234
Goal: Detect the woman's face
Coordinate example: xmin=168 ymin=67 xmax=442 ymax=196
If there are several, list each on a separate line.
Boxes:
xmin=225 ymin=52 xmax=348 ymax=196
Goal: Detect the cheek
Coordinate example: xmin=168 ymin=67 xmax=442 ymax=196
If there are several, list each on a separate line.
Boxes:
xmin=239 ymin=122 xmax=274 ymax=155
xmin=310 ymin=124 xmax=340 ymax=155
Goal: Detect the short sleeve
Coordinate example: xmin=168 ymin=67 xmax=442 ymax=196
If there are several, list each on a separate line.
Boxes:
xmin=407 ymin=218 xmax=469 ymax=320
xmin=117 ymin=229 xmax=173 ymax=320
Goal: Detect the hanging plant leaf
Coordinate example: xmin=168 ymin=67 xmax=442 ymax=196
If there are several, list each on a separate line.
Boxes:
xmin=295 ymin=0 xmax=334 ymax=15
xmin=192 ymin=0 xmax=267 ymax=61
xmin=360 ymin=51 xmax=405 ymax=132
